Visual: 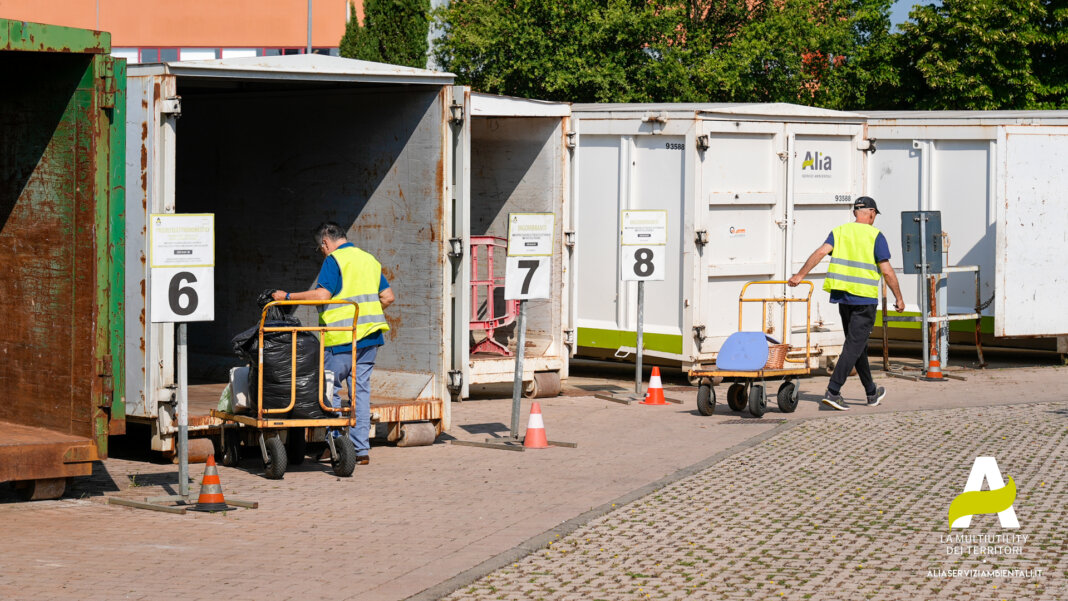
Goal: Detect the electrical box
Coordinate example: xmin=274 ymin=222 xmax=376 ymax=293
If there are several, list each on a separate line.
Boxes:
xmin=900 ymin=211 xmax=942 ymax=274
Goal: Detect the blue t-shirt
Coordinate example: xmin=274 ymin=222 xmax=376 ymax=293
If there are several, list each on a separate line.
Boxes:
xmin=316 ymin=242 xmax=390 ymax=352
xmin=825 ymin=231 xmax=890 ymax=305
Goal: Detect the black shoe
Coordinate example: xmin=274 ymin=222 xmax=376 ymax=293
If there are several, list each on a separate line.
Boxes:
xmin=867 ymin=387 xmax=886 ymax=407
xmin=356 ymin=455 xmax=370 ymax=465
xmin=821 ymin=391 xmax=848 ymax=411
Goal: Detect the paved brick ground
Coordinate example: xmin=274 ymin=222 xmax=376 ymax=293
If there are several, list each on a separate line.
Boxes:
xmin=0 ymin=363 xmax=1065 ymax=601
xmin=444 ymin=402 xmax=1068 ymax=601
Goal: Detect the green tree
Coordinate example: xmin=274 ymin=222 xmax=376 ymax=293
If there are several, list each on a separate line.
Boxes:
xmin=674 ymin=0 xmax=898 ymax=108
xmin=340 ymin=0 xmax=431 ymax=68
xmin=1032 ymin=0 xmax=1068 ymax=107
xmin=434 ymin=0 xmax=899 ymax=107
xmin=895 ymin=0 xmax=1044 ymax=109
xmin=433 ymin=0 xmax=680 ymax=102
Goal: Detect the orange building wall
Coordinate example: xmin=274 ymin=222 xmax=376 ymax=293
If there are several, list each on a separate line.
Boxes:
xmin=0 ymin=0 xmax=357 ymax=47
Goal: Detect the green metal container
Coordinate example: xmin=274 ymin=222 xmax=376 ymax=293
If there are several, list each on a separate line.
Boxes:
xmin=0 ymin=19 xmax=125 ymax=500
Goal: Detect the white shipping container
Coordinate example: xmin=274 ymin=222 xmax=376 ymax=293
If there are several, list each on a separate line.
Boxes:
xmin=123 ymin=57 xmax=575 ymax=453
xmin=863 ymin=111 xmax=1068 ymax=355
xmin=571 ymin=103 xmax=872 ymax=370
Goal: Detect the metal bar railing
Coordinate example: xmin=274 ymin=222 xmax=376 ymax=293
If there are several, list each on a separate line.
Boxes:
xmin=256 ymin=299 xmax=359 ymax=421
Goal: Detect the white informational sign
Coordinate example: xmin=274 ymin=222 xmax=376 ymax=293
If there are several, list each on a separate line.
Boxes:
xmin=149 ymin=213 xmax=214 ymax=267
xmin=620 ymin=210 xmax=667 ymax=282
xmin=621 ymin=210 xmax=668 ymax=245
xmin=150 ymin=214 xmax=215 ymax=322
xmin=506 ymin=212 xmax=555 ymax=257
xmin=505 ymin=212 xmax=554 ymax=299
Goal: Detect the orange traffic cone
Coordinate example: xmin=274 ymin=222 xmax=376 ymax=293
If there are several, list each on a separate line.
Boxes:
xmin=924 ymin=357 xmax=944 ymax=381
xmin=523 ymin=402 xmax=549 ymax=449
xmin=189 ymin=455 xmax=232 ymax=512
xmin=641 ymin=366 xmax=669 ymax=405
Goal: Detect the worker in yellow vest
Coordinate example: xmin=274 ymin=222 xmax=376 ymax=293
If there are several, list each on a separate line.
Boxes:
xmin=788 ymin=197 xmax=904 ymax=411
xmin=273 ymin=222 xmax=394 ymax=464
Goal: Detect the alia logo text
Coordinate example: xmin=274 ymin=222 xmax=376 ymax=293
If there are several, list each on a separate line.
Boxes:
xmin=948 ymin=457 xmax=1019 ymax=529
xmin=801 ymin=151 xmax=833 ymax=171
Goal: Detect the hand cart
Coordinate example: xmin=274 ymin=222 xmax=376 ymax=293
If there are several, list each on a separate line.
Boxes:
xmin=210 ymin=299 xmax=360 ymax=479
xmin=688 ymin=280 xmax=816 ymax=418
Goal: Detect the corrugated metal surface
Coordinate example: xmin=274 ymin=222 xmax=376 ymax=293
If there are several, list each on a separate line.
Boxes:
xmin=0 ymin=19 xmax=124 ymax=485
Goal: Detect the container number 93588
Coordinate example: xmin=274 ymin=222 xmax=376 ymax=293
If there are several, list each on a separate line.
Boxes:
xmin=665 ymin=142 xmax=685 ymax=150
xmin=834 ymin=194 xmax=853 ymax=203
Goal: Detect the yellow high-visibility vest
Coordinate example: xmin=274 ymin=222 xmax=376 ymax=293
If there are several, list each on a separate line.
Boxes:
xmin=823 ymin=222 xmax=881 ymax=298
xmin=318 ymin=246 xmax=389 ymax=348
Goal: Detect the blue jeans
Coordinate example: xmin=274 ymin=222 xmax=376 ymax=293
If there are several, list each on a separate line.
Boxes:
xmin=325 ymin=345 xmax=378 ymax=455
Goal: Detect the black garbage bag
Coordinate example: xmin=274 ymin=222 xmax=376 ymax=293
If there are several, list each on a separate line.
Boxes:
xmin=231 ymin=289 xmax=328 ymax=419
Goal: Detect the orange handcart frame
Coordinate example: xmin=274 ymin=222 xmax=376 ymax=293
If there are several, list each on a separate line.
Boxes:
xmin=688 ymin=280 xmax=819 ymax=418
xmin=211 ymin=299 xmax=361 ymax=479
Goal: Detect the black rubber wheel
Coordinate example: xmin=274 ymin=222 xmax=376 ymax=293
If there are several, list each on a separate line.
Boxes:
xmin=221 ymin=430 xmax=242 ymax=467
xmin=332 ymin=437 xmax=357 ymax=477
xmin=696 ymin=382 xmax=716 ymax=416
xmin=777 ymin=381 xmax=799 ymax=413
xmin=748 ymin=384 xmax=767 ymax=418
xmin=727 ymin=383 xmax=748 ymax=412
xmin=264 ymin=436 xmax=287 ymax=479
xmin=286 ymin=428 xmax=307 ymax=466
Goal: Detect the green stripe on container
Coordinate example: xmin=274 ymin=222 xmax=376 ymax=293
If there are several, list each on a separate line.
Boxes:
xmin=577 ymin=327 xmax=683 ymax=355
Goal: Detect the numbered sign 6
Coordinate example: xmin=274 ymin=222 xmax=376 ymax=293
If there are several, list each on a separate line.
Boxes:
xmin=151 ymin=266 xmax=215 ymax=322
xmin=621 ymin=246 xmax=665 ymax=281
xmin=505 ymin=256 xmax=551 ymax=300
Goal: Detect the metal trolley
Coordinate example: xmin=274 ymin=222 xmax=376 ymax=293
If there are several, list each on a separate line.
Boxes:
xmin=688 ymin=281 xmax=816 ymax=418
xmin=211 ymin=300 xmax=360 ymax=479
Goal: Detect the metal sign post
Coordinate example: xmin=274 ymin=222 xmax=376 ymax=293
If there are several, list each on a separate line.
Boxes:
xmin=596 ymin=210 xmax=668 ymax=404
xmin=148 ymin=213 xmax=215 ymax=503
xmin=452 ymin=213 xmax=574 ymax=451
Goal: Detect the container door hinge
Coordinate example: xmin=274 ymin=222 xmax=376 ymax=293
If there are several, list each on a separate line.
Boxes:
xmin=97 ymin=355 xmax=114 ymax=403
xmin=99 ymin=59 xmax=117 ymax=109
xmin=161 ymin=97 xmax=182 ymax=116
xmin=447 ymin=371 xmax=463 ymax=394
xmin=448 ymin=237 xmax=464 ymax=258
xmin=566 ymin=131 xmax=577 ymax=149
xmin=565 ymin=231 xmax=576 ymax=248
xmin=695 ymin=229 xmax=709 ymax=246
xmin=449 ymin=102 xmax=464 ymax=124
xmin=693 ymin=325 xmax=707 ymax=342
xmin=564 ymin=329 xmax=575 ymax=346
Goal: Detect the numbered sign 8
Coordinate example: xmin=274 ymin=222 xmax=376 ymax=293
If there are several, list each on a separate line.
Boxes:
xmin=151 ymin=266 xmax=215 ymax=322
xmin=621 ymin=246 xmax=665 ymax=282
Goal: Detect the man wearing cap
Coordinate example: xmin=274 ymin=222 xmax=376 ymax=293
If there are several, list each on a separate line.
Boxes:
xmin=272 ymin=222 xmax=394 ymax=464
xmin=788 ymin=196 xmax=904 ymax=410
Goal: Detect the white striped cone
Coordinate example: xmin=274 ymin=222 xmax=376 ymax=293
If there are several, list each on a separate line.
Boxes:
xmin=523 ymin=402 xmax=549 ymax=449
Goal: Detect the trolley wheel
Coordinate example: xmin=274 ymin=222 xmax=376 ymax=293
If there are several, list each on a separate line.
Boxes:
xmin=748 ymin=384 xmax=767 ymax=418
xmin=777 ymin=381 xmax=799 ymax=413
xmin=286 ymin=428 xmax=307 ymax=466
xmin=332 ymin=437 xmax=357 ymax=477
xmin=727 ymin=383 xmax=748 ymax=412
xmin=696 ymin=381 xmax=716 ymax=416
xmin=221 ymin=430 xmax=242 ymax=467
xmin=264 ymin=436 xmax=287 ymax=479
xmin=524 ymin=371 xmax=562 ymax=399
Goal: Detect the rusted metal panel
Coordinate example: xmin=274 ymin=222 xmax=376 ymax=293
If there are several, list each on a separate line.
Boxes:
xmin=0 ymin=18 xmax=110 ymax=54
xmin=0 ymin=31 xmax=124 ymax=484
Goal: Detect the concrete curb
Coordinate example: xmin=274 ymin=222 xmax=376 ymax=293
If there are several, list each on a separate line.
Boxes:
xmin=404 ymin=419 xmax=798 ymax=601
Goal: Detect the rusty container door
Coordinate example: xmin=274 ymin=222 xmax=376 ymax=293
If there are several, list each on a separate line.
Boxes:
xmin=0 ymin=19 xmax=126 ymax=497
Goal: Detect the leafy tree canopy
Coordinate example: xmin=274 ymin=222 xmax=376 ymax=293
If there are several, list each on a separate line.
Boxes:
xmin=341 ymin=0 xmax=431 ymax=68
